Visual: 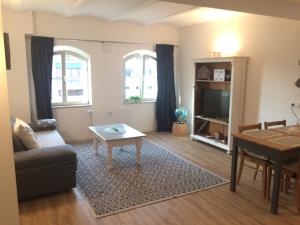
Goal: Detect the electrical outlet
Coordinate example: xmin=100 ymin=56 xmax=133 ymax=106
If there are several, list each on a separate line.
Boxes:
xmin=291 ymin=102 xmax=300 ymax=108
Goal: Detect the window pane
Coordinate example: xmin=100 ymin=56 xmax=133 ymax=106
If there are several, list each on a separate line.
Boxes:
xmin=51 ymin=54 xmax=63 ymax=103
xmin=65 ymin=54 xmax=89 ymax=103
xmin=143 ymin=56 xmax=157 ymax=99
xmin=124 ymin=56 xmax=143 ymax=100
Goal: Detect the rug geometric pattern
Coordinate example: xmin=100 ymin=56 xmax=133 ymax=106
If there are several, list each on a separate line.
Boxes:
xmin=72 ymin=139 xmax=229 ymax=218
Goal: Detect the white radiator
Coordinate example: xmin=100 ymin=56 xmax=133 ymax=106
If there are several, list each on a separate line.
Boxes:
xmin=87 ymin=109 xmax=130 ymax=126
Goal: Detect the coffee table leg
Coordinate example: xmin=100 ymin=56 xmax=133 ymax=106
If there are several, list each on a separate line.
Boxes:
xmin=136 ymin=138 xmax=141 ymax=166
xmin=107 ymin=143 xmax=113 ymax=170
xmin=93 ymin=135 xmax=98 ymax=155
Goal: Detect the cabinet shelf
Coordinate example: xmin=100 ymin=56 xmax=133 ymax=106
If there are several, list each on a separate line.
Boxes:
xmin=194 ymin=115 xmax=229 ymax=126
xmin=191 ymin=134 xmax=229 ymax=151
xmin=195 ymin=80 xmax=231 ymax=84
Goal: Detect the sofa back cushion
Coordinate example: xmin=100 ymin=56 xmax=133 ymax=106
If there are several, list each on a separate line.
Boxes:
xmin=13 ymin=118 xmax=41 ymax=150
xmin=12 ymin=133 xmax=27 ymax=152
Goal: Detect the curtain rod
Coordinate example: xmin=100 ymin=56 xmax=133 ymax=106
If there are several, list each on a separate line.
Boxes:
xmin=25 ymin=34 xmax=179 ymax=47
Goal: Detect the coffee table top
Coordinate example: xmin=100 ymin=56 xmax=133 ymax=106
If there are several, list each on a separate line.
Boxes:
xmin=89 ymin=123 xmax=146 ymax=141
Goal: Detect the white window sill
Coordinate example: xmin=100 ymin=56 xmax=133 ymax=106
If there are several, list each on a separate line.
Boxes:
xmin=52 ymin=104 xmax=92 ymax=109
xmin=124 ymin=100 xmax=156 ymax=104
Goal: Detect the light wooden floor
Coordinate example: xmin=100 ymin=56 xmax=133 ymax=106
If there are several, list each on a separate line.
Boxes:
xmin=19 ymin=132 xmax=300 ymax=225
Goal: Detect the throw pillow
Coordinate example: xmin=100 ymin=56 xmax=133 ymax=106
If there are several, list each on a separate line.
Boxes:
xmin=13 ymin=118 xmax=41 ymax=149
xmin=31 ymin=119 xmax=57 ymax=131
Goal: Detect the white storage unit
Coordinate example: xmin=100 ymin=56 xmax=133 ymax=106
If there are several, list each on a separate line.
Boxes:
xmin=191 ymin=57 xmax=248 ymax=153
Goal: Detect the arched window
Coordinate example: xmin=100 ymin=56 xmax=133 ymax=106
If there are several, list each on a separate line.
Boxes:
xmin=123 ymin=50 xmax=157 ymax=102
xmin=51 ymin=46 xmax=91 ymax=106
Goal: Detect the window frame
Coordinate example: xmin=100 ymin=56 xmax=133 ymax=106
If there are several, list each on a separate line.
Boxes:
xmin=123 ymin=51 xmax=157 ymax=103
xmin=52 ymin=50 xmax=91 ymax=107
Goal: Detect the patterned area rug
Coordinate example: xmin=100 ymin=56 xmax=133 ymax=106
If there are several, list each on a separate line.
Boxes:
xmin=72 ymin=139 xmax=229 ymax=218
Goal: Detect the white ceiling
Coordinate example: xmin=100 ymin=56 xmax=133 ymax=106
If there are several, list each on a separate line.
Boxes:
xmin=0 ymin=0 xmax=240 ymax=27
xmin=2 ymin=0 xmax=300 ymax=27
xmin=162 ymin=0 xmax=300 ymax=21
xmin=0 ymin=0 xmax=189 ymax=26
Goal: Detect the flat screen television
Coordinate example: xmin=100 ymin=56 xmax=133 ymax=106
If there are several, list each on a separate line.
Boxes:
xmin=200 ymin=88 xmax=230 ymax=120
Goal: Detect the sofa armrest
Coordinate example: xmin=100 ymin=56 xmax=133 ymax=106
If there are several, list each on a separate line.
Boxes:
xmin=31 ymin=119 xmax=57 ymax=132
xmin=14 ymin=145 xmax=77 ymax=171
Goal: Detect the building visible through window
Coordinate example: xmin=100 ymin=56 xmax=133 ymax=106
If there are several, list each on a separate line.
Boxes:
xmin=123 ymin=50 xmax=157 ymax=102
xmin=52 ymin=46 xmax=91 ymax=106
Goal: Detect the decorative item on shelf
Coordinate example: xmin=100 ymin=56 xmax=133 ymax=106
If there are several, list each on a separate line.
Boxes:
xmin=196 ymin=66 xmax=212 ymax=80
xmin=209 ymin=51 xmax=221 ymax=58
xmin=214 ymin=132 xmax=224 ymax=140
xmin=175 ymin=107 xmax=188 ymax=124
xmin=213 ymin=69 xmax=225 ymax=81
xmin=225 ymin=71 xmax=231 ymax=81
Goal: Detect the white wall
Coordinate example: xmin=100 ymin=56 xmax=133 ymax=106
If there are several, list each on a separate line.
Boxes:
xmin=2 ymin=9 xmax=33 ymax=122
xmin=4 ymin=8 xmax=300 ymax=139
xmin=34 ymin=12 xmax=178 ymax=140
xmin=2 ymin=10 xmax=178 ymax=140
xmin=33 ymin=12 xmax=178 ymax=45
xmin=0 ymin=4 xmax=20 ymax=225
xmin=52 ymin=39 xmax=158 ymax=140
xmin=178 ymin=13 xmax=300 ymax=129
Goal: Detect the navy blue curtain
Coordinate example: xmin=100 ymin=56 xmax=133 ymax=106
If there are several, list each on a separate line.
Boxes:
xmin=31 ymin=36 xmax=54 ymax=119
xmin=156 ymin=44 xmax=176 ymax=131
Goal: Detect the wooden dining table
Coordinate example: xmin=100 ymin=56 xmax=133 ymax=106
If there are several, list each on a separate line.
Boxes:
xmin=230 ymin=125 xmax=300 ymax=214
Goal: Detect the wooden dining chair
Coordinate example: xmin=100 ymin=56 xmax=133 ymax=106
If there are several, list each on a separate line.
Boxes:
xmin=266 ymin=160 xmax=297 ymax=200
xmin=237 ymin=123 xmax=268 ymax=198
xmin=264 ymin=120 xmax=286 ymax=130
xmin=282 ymin=162 xmax=298 ymax=193
xmin=264 ymin=120 xmax=295 ymax=200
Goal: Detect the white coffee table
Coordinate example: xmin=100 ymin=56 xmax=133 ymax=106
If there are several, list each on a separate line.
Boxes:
xmin=89 ymin=124 xmax=146 ymax=169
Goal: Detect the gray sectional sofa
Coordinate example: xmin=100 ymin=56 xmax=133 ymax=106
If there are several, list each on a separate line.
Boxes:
xmin=11 ymin=117 xmax=77 ymax=200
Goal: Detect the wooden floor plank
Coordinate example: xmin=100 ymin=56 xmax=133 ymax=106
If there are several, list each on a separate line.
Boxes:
xmin=19 ymin=132 xmax=300 ymax=225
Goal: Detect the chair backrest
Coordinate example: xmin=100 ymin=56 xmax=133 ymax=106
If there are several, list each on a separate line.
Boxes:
xmin=264 ymin=120 xmax=286 ymax=130
xmin=238 ymin=123 xmax=262 ymax=133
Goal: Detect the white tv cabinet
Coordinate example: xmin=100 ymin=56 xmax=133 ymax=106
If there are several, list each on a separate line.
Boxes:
xmin=191 ymin=57 xmax=248 ymax=153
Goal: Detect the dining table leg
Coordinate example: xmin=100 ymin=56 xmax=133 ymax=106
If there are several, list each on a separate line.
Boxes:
xmin=271 ymin=160 xmax=282 ymax=214
xmin=296 ymin=156 xmax=300 ymax=214
xmin=230 ymin=138 xmax=238 ymax=192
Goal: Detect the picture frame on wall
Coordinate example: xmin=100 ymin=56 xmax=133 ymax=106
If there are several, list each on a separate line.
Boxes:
xmin=213 ymin=69 xmax=225 ymax=81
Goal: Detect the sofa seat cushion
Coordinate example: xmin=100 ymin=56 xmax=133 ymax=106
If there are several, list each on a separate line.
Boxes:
xmin=35 ymin=130 xmax=65 ymax=148
xmin=15 ymin=145 xmax=77 ymax=171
